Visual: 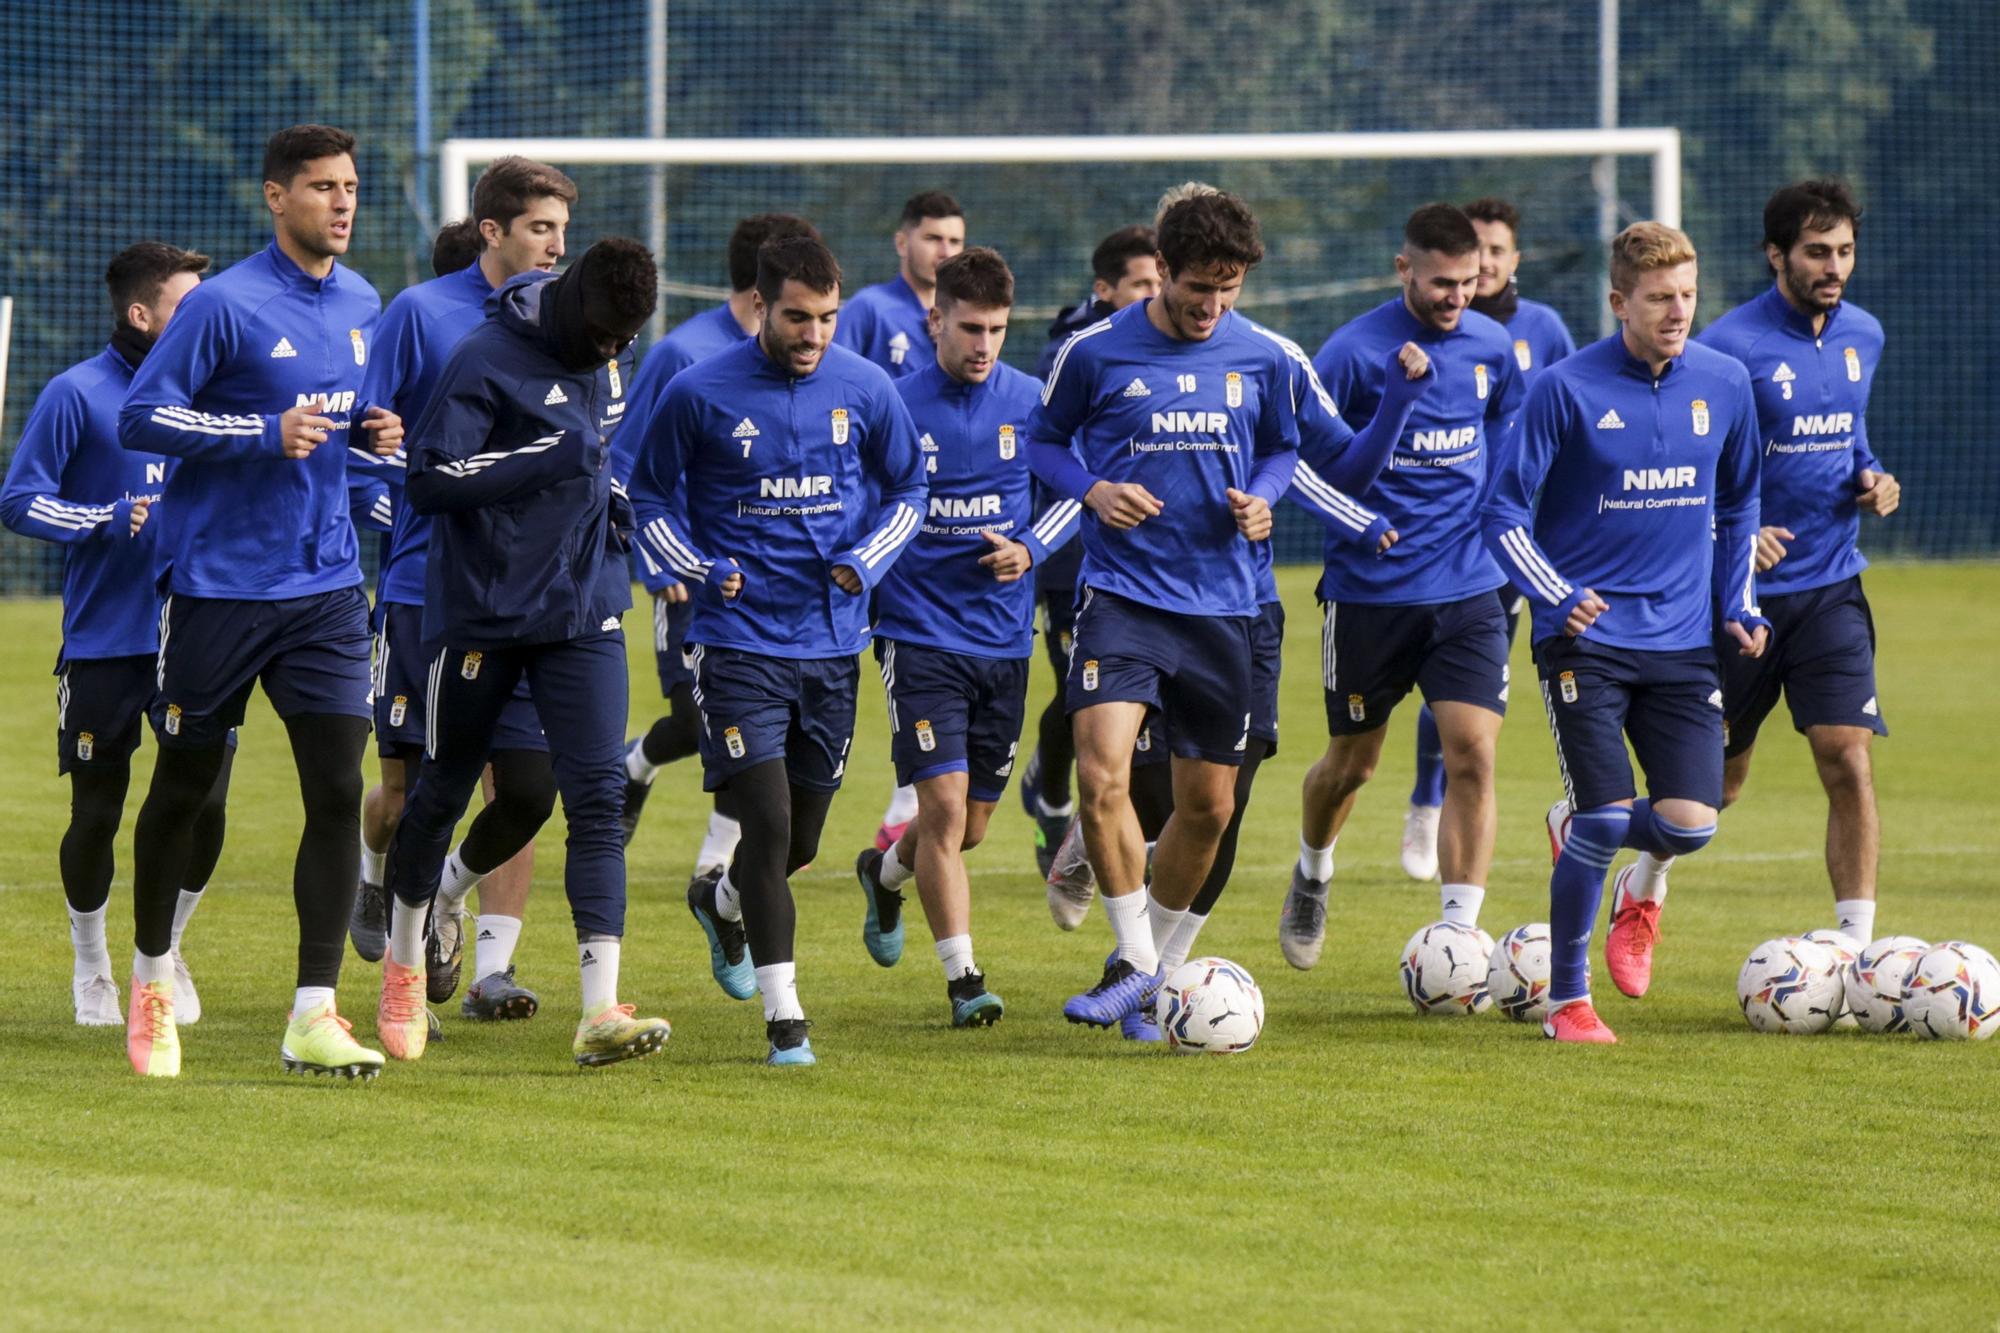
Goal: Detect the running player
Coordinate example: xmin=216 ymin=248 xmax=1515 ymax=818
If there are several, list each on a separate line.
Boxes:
xmin=1282 ymin=203 xmax=1526 ymax=968
xmin=0 ymin=241 xmax=231 ymax=1027
xmin=1681 ymin=180 xmax=1894 ymax=960
xmin=355 ymin=159 xmax=578 ymax=1025
xmin=835 ymin=191 xmax=967 ymax=851
xmin=630 ymin=234 xmax=927 ymax=1066
xmin=1028 ymin=189 xmax=1404 ymax=1029
xmin=616 ymin=212 xmax=819 ymax=887
xmin=385 ymin=238 xmax=669 ymax=1068
xmin=117 ymin=124 xmax=402 ymax=1079
xmin=1018 ymin=223 xmax=1161 ymax=874
xmin=852 ymin=247 xmax=1073 ymax=1027
xmin=1399 ymin=197 xmax=1578 ymax=880
xmin=1482 ymin=221 xmax=1767 ymax=1044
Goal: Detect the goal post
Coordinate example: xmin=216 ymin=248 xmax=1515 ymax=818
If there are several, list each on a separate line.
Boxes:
xmin=440 ymin=129 xmax=1680 ymax=227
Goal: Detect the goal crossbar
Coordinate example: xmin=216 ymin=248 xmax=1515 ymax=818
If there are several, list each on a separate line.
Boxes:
xmin=438 ymin=128 xmax=1681 ymax=227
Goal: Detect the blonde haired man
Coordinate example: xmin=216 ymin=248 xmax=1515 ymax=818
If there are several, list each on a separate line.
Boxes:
xmin=1480 ymin=222 xmax=1769 ymax=1045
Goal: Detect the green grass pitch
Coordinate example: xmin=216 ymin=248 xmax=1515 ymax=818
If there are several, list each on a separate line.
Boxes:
xmin=0 ymin=563 xmax=1995 ymax=1327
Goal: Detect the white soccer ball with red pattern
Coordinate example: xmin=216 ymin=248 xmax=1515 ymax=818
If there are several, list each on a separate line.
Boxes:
xmin=1485 ymin=923 xmax=1552 ymax=1022
xmin=1399 ymin=922 xmax=1494 ymax=1016
xmin=1843 ymin=935 xmax=1929 ymax=1033
xmin=1737 ymin=936 xmax=1844 ymax=1034
xmin=1156 ymin=957 xmax=1264 ymax=1054
xmin=1902 ymin=941 xmax=2000 ymax=1041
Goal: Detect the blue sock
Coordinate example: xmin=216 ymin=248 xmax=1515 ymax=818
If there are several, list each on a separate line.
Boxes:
xmin=1620 ymin=798 xmax=1717 ymax=857
xmin=1549 ymin=806 xmax=1632 ymax=1005
xmin=1410 ymin=705 xmax=1446 ymax=807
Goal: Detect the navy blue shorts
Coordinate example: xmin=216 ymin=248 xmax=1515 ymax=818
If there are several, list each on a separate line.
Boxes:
xmin=690 ymin=644 xmax=858 ymax=793
xmin=56 ymin=654 xmax=153 ymax=774
xmin=651 ymin=591 xmax=695 ymax=696
xmin=372 ymin=602 xmax=543 ymax=757
xmin=1718 ymin=575 xmax=1886 ymax=758
xmin=153 ymin=587 xmax=373 ymax=748
xmin=1536 ymin=635 xmax=1724 ymax=809
xmin=1134 ymin=600 xmax=1285 ymax=767
xmin=875 ymin=639 xmax=1029 ymax=801
xmin=1066 ymin=586 xmax=1253 ymax=765
xmin=1321 ymin=591 xmax=1510 ymax=735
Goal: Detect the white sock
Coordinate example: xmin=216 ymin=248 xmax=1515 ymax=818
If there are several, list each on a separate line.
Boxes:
xmin=474 ymin=914 xmax=522 ymax=979
xmin=438 ymin=846 xmax=481 ymax=913
xmin=292 ymin=984 xmax=336 ymax=1017
xmin=579 ymin=936 xmax=620 ymax=1012
xmin=1035 ymin=792 xmax=1075 ymax=819
xmin=757 ymin=961 xmax=804 ymax=1021
xmin=1147 ymin=891 xmax=1187 ymax=956
xmin=1159 ymin=909 xmax=1208 ymax=974
xmin=68 ymin=903 xmax=110 ymax=969
xmin=935 ymin=934 xmax=975 ymax=980
xmin=133 ymin=949 xmax=174 ymax=988
xmin=1835 ymin=899 xmax=1877 ymax=944
xmin=625 ymin=738 xmax=660 ymax=785
xmin=882 ymin=783 xmax=919 ymax=828
xmin=1629 ymin=852 xmax=1673 ymax=903
xmin=696 ymin=812 xmax=742 ymax=874
xmin=1298 ymin=834 xmax=1336 ymax=884
xmin=1440 ymin=883 xmax=1485 ymax=927
xmin=359 ymin=827 xmax=386 ymax=884
xmin=389 ymin=896 xmax=427 ymax=969
xmin=714 ymin=868 xmax=743 ymax=922
xmin=879 ymin=842 xmax=915 ymax=890
xmin=170 ymin=888 xmax=204 ymax=951
xmin=1101 ymin=890 xmax=1159 ymax=973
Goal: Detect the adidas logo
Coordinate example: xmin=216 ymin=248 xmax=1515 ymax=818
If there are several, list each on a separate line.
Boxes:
xmin=1708 ymin=688 xmax=1724 ymax=708
xmin=1122 ymin=377 xmax=1151 ymax=398
xmin=1862 ymin=696 xmax=1878 ymax=716
xmin=1596 ymin=408 xmax=1626 ymax=430
xmin=270 ymin=337 xmax=297 ymax=359
xmin=580 ymin=948 xmax=597 ymax=966
xmin=544 ymin=384 xmax=569 ymax=406
xmin=1772 ymin=363 xmax=1796 ymax=383
xmin=732 ymin=417 xmax=760 ymax=439
xmin=477 ymin=929 xmax=496 ymax=941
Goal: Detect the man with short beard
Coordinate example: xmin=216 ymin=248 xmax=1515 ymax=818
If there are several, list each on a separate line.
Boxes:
xmin=1283 ymin=204 xmax=1527 ymax=968
xmin=1682 ymin=181 xmax=1897 ymax=963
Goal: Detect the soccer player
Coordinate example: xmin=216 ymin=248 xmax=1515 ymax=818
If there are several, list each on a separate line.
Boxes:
xmin=0 ymin=242 xmax=232 ymax=1027
xmin=1027 ymin=189 xmax=1401 ymax=1029
xmin=1399 ymin=197 xmax=1578 ymax=880
xmin=1018 ymin=223 xmax=1162 ymax=874
xmin=835 ymin=190 xmax=967 ymax=851
xmin=385 ymin=238 xmax=669 ymax=1068
xmin=851 ymin=247 xmax=1072 ymax=1027
xmin=118 ymin=124 xmax=402 ymax=1079
xmin=1684 ymin=180 xmax=1894 ymax=957
xmin=1482 ymin=221 xmax=1768 ymax=1044
xmin=1282 ymin=204 xmax=1526 ymax=968
xmin=630 ymin=234 xmax=927 ymax=1066
xmin=616 ymin=212 xmax=819 ymax=889
xmin=355 ymin=159 xmax=578 ymax=1025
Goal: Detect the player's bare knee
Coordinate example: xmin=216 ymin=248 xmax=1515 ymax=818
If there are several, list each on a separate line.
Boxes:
xmin=1810 ymin=736 xmax=1873 ymax=796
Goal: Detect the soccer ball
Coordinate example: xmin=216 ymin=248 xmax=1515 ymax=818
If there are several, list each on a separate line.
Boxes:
xmin=1843 ymin=935 xmax=1930 ymax=1033
xmin=1486 ymin=923 xmax=1552 ymax=1023
xmin=1737 ymin=936 xmax=1844 ymax=1034
xmin=1802 ymin=929 xmax=1864 ymax=1029
xmin=1156 ymin=956 xmax=1264 ymax=1054
xmin=1399 ymin=922 xmax=1494 ymax=1016
xmin=1902 ymin=941 xmax=2000 ymax=1041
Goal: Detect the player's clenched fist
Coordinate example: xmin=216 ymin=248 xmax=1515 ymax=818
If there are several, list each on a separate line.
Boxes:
xmin=1395 ymin=341 xmax=1431 ymax=381
xmin=128 ymin=497 xmax=151 ymax=536
xmin=360 ymin=406 xmax=404 ymax=457
xmin=279 ymin=403 xmax=335 ymax=458
xmin=976 ymin=529 xmax=1034 ymax=582
xmin=1563 ymin=589 xmax=1609 ymax=637
xmin=1226 ymin=487 xmax=1273 ymax=541
xmin=1084 ymin=479 xmax=1162 ymax=530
